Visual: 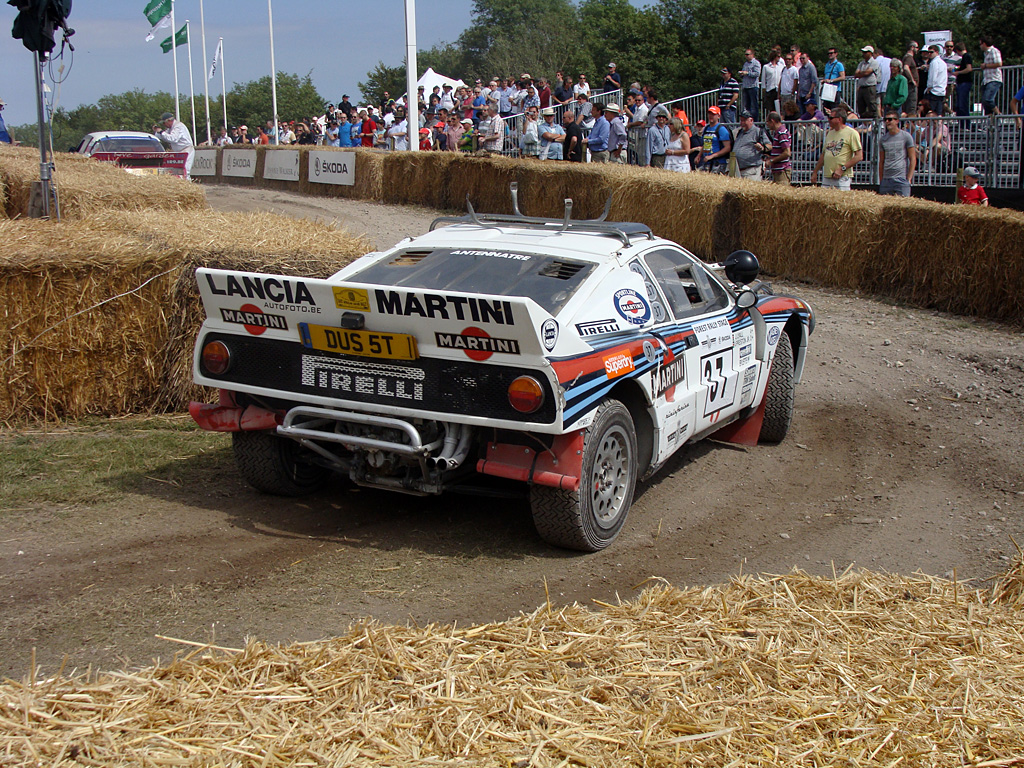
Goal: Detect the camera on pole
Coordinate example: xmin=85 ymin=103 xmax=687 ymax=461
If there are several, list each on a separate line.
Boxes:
xmin=9 ymin=0 xmax=74 ymax=218
xmin=9 ymin=0 xmax=73 ymax=56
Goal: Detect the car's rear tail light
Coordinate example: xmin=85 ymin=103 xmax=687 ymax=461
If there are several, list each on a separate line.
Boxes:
xmin=508 ymin=376 xmax=545 ymax=414
xmin=202 ymin=340 xmax=231 ymax=375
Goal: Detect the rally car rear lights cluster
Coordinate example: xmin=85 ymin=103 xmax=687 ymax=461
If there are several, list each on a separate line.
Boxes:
xmin=508 ymin=376 xmax=545 ymax=414
xmin=202 ymin=340 xmax=231 ymax=375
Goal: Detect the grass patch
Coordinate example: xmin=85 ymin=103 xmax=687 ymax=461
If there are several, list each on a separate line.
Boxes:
xmin=0 ymin=414 xmax=230 ymax=512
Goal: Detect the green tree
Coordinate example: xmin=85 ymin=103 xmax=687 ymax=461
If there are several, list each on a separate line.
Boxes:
xmin=227 ymin=71 xmax=325 ymax=131
xmin=358 ymin=62 xmax=409 ymax=107
xmin=967 ymin=0 xmax=1023 ymax=61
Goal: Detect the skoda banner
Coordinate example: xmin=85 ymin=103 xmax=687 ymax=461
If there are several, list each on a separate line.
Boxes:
xmin=191 ymin=149 xmax=217 ymax=177
xmin=308 ymin=150 xmax=356 ymax=186
xmin=263 ymin=149 xmax=300 ymax=181
xmin=222 ymin=148 xmax=256 ymax=178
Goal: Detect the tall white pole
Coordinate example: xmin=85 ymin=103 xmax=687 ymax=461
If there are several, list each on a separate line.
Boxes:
xmin=268 ymin=0 xmax=279 ymax=145
xmin=199 ymin=0 xmax=211 ymax=144
xmin=171 ymin=0 xmax=180 ymax=120
xmin=404 ymin=0 xmax=418 ymax=151
xmin=186 ymin=21 xmax=197 ymax=143
xmin=220 ymin=38 xmax=228 ymax=131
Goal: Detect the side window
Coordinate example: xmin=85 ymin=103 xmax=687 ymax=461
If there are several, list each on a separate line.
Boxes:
xmin=628 ymin=260 xmax=668 ymax=323
xmin=643 ymin=248 xmax=730 ymax=319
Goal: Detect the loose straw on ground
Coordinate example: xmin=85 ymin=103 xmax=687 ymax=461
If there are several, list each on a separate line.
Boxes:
xmin=2 ymin=563 xmax=1023 ymax=767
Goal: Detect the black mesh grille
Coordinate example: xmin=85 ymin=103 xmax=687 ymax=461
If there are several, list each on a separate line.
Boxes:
xmin=201 ymin=332 xmax=556 ymax=424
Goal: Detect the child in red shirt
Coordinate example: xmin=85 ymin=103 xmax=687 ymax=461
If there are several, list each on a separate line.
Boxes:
xmin=957 ymin=167 xmax=988 ymax=206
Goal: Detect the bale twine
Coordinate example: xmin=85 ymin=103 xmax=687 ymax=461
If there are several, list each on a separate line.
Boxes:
xmin=2 ymin=565 xmax=1023 ymax=766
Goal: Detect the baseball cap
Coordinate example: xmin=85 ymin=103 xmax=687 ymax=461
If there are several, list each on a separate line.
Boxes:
xmin=607 ymin=62 xmax=616 ymax=67
xmin=160 ymin=112 xmax=174 ymax=121
xmin=707 ymin=106 xmax=721 ymax=115
xmin=419 ymin=127 xmax=430 ymax=135
xmin=461 ymin=118 xmax=473 ymax=125
xmin=739 ymin=109 xmax=752 ymax=118
xmin=963 ymin=166 xmax=980 ymax=178
xmin=720 ymin=67 xmax=731 ymax=74
xmin=0 ymin=98 xmax=5 ymax=107
xmin=861 ymin=45 xmax=874 ymax=53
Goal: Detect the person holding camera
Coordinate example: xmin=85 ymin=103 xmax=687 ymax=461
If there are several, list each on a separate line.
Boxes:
xmin=154 ymin=111 xmax=194 ymax=178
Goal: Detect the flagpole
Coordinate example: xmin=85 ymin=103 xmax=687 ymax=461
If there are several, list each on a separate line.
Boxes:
xmin=186 ymin=21 xmax=197 ymax=143
xmin=268 ymin=0 xmax=279 ymax=145
xmin=199 ymin=0 xmax=211 ymax=144
xmin=404 ymin=0 xmax=418 ymax=151
xmin=220 ymin=38 xmax=228 ymax=131
xmin=170 ymin=0 xmax=180 ymax=120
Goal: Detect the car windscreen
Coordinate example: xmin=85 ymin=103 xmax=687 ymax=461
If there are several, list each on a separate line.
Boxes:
xmin=94 ymin=137 xmax=165 ymax=153
xmin=347 ymin=248 xmax=594 ymax=315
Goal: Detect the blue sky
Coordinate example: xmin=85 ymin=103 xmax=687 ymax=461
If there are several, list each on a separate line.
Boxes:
xmin=1 ymin=0 xmax=481 ymax=128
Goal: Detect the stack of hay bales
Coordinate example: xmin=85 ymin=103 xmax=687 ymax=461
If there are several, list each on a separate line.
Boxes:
xmin=0 ymin=149 xmax=370 ymax=422
xmin=1 ymin=565 xmax=1023 ymax=765
xmin=0 ymin=145 xmax=206 ymax=218
xmin=203 ymin=148 xmax=1024 ymax=324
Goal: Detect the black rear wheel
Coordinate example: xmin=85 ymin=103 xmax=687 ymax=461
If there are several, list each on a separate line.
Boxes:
xmin=530 ymin=401 xmax=637 ymax=551
xmin=759 ymin=330 xmax=795 ymax=444
xmin=233 ymin=431 xmax=330 ymax=496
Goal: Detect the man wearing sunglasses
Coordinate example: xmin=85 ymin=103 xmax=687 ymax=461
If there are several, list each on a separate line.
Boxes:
xmin=878 ymin=112 xmax=916 ymax=197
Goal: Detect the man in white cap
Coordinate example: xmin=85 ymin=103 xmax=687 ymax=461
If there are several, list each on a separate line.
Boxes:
xmin=154 ymin=110 xmax=195 ymax=177
xmin=853 ymin=45 xmax=881 ymax=117
xmin=0 ymin=98 xmax=12 ymax=144
xmin=538 ymin=107 xmax=565 ymax=160
xmin=605 ymin=103 xmax=627 ymax=162
xmin=603 ymin=63 xmax=621 ymax=93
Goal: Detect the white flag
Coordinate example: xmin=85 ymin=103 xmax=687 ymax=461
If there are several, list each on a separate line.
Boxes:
xmin=208 ymin=37 xmax=222 ymax=81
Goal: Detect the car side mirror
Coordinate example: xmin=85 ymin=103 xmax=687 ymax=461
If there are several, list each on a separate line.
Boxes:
xmin=736 ymin=290 xmax=757 ymax=310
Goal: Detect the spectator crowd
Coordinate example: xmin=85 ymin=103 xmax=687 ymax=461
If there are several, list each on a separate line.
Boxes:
xmin=200 ymin=37 xmax=1014 ymax=203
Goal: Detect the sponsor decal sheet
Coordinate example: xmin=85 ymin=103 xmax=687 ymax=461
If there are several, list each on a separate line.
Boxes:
xmin=196 ymin=269 xmax=569 ymax=363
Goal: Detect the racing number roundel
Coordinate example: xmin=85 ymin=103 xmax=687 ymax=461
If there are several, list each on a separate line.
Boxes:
xmin=614 ymin=288 xmax=651 ymax=326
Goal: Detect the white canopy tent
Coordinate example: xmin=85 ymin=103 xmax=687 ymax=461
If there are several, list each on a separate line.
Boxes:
xmin=404 ymin=68 xmax=467 ymax=103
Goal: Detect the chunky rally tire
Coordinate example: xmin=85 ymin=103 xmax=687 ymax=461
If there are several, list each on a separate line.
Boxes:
xmin=759 ymin=330 xmax=795 ymax=444
xmin=530 ymin=401 xmax=638 ymax=551
xmin=232 ymin=430 xmax=330 ymax=496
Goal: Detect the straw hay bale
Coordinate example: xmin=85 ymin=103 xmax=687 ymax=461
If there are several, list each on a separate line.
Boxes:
xmin=3 ymin=566 xmax=1024 ymax=766
xmin=0 ymin=210 xmax=370 ymax=422
xmin=0 ymin=144 xmax=207 ymax=219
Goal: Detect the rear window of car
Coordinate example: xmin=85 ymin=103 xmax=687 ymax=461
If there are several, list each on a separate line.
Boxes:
xmin=347 ymin=248 xmax=594 ymax=315
xmin=93 ymin=137 xmax=164 ymax=153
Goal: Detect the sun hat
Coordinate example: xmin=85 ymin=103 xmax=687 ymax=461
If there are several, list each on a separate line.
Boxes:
xmin=603 ymin=103 xmax=620 ymax=113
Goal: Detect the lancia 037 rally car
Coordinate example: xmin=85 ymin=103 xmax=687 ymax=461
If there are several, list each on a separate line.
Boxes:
xmin=190 ymin=187 xmax=814 ymax=551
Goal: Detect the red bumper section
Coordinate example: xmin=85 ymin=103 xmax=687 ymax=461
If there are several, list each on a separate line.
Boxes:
xmin=189 ymin=390 xmax=282 ymax=432
xmin=476 ymin=431 xmax=585 ymax=492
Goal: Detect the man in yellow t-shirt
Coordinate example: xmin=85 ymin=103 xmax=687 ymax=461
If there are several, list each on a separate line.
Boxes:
xmin=811 ymin=107 xmax=863 ymax=190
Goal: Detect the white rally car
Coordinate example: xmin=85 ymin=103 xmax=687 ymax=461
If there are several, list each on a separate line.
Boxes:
xmin=191 ymin=187 xmax=814 ymax=551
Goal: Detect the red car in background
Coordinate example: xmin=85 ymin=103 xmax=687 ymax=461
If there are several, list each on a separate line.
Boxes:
xmin=75 ymin=131 xmax=188 ymax=178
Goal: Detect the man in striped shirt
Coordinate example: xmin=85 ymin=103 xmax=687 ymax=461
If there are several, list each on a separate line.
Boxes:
xmin=765 ymin=111 xmax=792 ymax=185
xmin=718 ymin=67 xmax=740 ymax=123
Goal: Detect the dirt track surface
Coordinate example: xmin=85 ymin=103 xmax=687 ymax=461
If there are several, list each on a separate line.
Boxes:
xmin=2 ymin=185 xmax=1023 ymax=677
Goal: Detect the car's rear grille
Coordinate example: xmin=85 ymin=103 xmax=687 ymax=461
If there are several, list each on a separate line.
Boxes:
xmin=200 ymin=332 xmax=556 ymax=423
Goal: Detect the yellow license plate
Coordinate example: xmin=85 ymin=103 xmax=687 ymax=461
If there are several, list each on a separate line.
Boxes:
xmin=299 ymin=323 xmax=418 ymax=360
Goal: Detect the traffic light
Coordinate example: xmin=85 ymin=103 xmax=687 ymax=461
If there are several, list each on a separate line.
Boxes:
xmin=9 ymin=0 xmax=72 ymax=55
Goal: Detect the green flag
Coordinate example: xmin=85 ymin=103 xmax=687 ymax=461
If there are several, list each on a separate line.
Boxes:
xmin=160 ymin=24 xmax=188 ymax=54
xmin=144 ymin=0 xmax=172 ymax=41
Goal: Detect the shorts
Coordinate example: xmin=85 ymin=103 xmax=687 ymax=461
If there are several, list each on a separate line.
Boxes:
xmin=822 ymin=176 xmax=852 ymax=191
xmin=772 ymin=169 xmax=792 ymax=185
xmin=738 ymin=164 xmax=763 ymax=180
xmin=879 ymin=178 xmax=911 ymax=197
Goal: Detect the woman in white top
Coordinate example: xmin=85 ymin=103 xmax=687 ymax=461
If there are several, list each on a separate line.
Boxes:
xmin=664 ymin=117 xmax=691 ymax=172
